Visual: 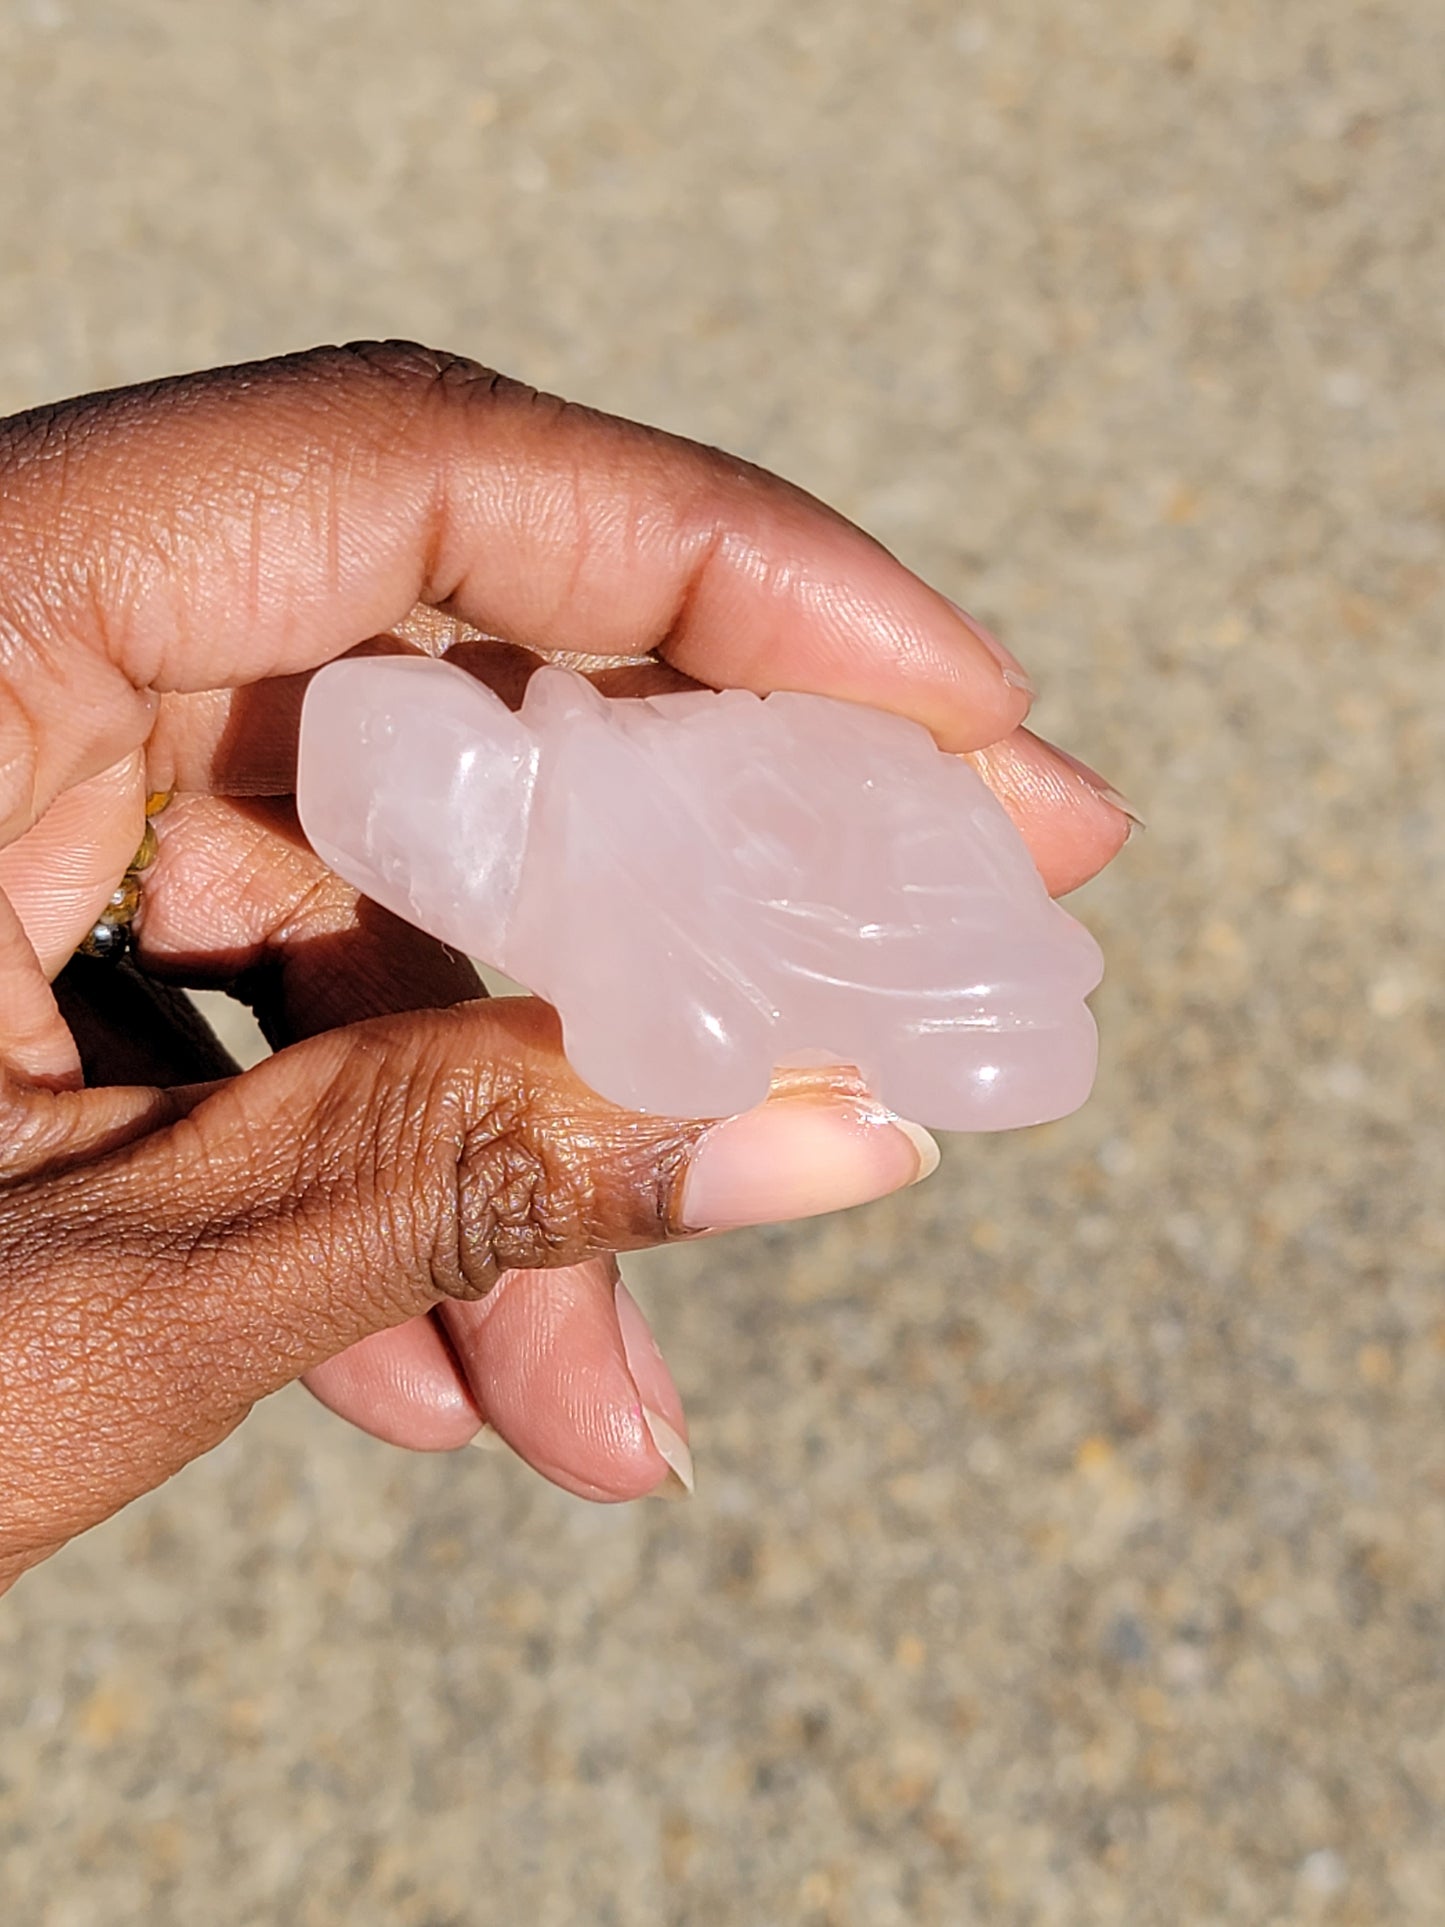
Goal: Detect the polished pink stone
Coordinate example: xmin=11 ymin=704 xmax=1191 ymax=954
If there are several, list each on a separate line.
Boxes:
xmin=297 ymin=659 xmax=1104 ymax=1129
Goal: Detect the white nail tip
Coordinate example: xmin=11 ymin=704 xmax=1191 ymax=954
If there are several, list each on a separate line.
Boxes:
xmin=894 ymin=1116 xmax=942 ymax=1182
xmin=641 ymin=1407 xmax=695 ymax=1497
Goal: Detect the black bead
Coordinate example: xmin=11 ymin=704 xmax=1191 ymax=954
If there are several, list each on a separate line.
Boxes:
xmin=76 ymin=916 xmax=131 ymax=962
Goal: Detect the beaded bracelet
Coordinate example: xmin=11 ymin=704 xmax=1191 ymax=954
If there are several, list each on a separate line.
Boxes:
xmin=76 ymin=790 xmax=172 ymax=962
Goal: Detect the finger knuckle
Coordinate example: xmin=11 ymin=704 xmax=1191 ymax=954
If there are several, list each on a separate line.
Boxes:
xmin=321 ymin=340 xmax=541 ymax=413
xmin=324 ymin=1023 xmax=590 ymax=1301
xmin=301 ymin=1010 xmax=699 ymax=1303
xmin=447 ymin=1078 xmax=588 ymax=1295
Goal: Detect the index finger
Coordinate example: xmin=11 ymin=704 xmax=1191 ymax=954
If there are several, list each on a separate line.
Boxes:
xmin=0 ymin=341 xmax=1030 ymax=843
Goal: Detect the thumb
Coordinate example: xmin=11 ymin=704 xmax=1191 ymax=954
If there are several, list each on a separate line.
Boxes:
xmin=0 ymin=998 xmax=934 ymax=1578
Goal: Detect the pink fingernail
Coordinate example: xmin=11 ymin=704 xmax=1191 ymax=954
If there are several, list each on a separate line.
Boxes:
xmin=944 ymin=599 xmax=1037 ymax=699
xmin=1043 ymin=739 xmax=1143 ymax=826
xmin=615 ymin=1273 xmax=695 ymax=1498
xmin=679 ymin=1096 xmax=939 ymax=1233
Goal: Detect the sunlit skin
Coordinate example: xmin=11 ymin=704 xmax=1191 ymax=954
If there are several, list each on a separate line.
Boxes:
xmin=0 ymin=344 xmax=1129 ymax=1591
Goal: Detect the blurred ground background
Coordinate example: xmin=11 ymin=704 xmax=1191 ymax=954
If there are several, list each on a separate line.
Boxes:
xmin=1 ymin=2 xmax=1442 ymax=1922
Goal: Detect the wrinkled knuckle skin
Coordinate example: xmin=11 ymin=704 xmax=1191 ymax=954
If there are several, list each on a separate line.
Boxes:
xmin=315 ymin=339 xmax=548 ymax=416
xmin=447 ymin=1081 xmax=589 ymax=1298
xmin=0 ymin=342 xmax=550 ymax=462
xmin=409 ymin=1010 xmax=708 ymax=1298
xmin=307 ymin=1026 xmax=589 ymax=1306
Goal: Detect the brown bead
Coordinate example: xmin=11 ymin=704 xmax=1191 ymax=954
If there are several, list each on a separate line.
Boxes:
xmin=130 ymin=822 xmax=159 ymax=872
xmin=108 ymin=874 xmax=142 ymax=922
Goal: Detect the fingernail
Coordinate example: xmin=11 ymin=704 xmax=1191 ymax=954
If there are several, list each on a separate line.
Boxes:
xmin=679 ymin=1096 xmax=940 ymax=1233
xmin=1044 ymin=739 xmax=1144 ymax=827
xmin=614 ymin=1273 xmax=695 ymax=1498
xmin=944 ymin=599 xmax=1036 ymax=699
xmin=641 ymin=1410 xmax=695 ymax=1499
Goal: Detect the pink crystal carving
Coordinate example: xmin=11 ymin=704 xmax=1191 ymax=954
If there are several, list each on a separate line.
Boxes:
xmin=296 ymin=659 xmax=1104 ymax=1129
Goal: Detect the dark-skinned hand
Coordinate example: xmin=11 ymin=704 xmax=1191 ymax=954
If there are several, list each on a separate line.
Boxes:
xmin=0 ymin=343 xmax=1130 ymax=1592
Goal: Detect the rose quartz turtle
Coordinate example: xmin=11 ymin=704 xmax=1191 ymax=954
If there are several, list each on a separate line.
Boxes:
xmin=297 ymin=659 xmax=1103 ymax=1129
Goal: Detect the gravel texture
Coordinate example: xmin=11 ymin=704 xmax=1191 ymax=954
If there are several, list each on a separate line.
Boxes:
xmin=1 ymin=3 xmax=1442 ymax=1922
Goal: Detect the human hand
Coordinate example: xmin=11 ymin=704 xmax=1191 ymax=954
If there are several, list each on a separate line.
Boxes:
xmin=0 ymin=343 xmax=1130 ymax=1588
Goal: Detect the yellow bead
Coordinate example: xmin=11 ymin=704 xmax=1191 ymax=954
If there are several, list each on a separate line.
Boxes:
xmin=144 ymin=789 xmax=173 ymax=818
xmin=108 ymin=874 xmax=141 ymax=921
xmin=130 ymin=823 xmax=159 ymax=872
